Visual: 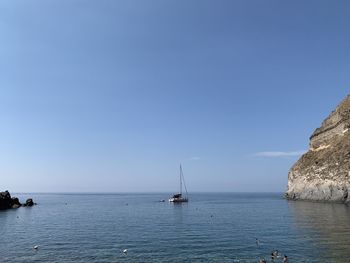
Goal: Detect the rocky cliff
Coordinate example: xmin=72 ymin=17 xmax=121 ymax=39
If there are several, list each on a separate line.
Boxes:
xmin=285 ymin=94 xmax=350 ymax=203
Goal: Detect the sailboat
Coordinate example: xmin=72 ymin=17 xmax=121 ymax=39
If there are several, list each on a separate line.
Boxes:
xmin=169 ymin=164 xmax=188 ymax=203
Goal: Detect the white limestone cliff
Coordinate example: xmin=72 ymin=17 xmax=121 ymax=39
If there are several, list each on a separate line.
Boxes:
xmin=285 ymin=95 xmax=350 ymax=203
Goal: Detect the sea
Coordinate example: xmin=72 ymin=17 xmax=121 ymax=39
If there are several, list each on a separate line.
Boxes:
xmin=1 ymin=193 xmax=350 ymax=263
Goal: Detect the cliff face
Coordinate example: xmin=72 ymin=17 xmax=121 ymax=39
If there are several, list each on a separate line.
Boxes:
xmin=285 ymin=95 xmax=350 ymax=203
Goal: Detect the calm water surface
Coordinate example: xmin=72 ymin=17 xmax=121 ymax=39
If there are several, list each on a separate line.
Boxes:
xmin=1 ymin=193 xmax=350 ymax=262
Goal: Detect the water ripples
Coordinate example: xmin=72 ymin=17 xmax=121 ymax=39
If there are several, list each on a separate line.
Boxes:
xmin=1 ymin=193 xmax=350 ymax=262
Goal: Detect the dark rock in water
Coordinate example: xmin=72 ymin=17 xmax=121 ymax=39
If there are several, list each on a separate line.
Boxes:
xmin=0 ymin=191 xmax=13 ymax=210
xmin=11 ymin=197 xmax=22 ymax=208
xmin=285 ymin=94 xmax=350 ymax=203
xmin=0 ymin=190 xmax=36 ymax=210
xmin=24 ymin=198 xmax=35 ymax=207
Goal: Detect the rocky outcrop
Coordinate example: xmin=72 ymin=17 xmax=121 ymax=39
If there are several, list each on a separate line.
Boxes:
xmin=0 ymin=191 xmax=14 ymax=210
xmin=11 ymin=197 xmax=21 ymax=208
xmin=24 ymin=198 xmax=34 ymax=207
xmin=285 ymin=95 xmax=350 ymax=203
xmin=0 ymin=191 xmax=36 ymax=210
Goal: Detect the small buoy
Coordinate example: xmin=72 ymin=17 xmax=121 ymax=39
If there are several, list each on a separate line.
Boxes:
xmin=123 ymin=249 xmax=128 ymax=254
xmin=33 ymin=245 xmax=39 ymax=250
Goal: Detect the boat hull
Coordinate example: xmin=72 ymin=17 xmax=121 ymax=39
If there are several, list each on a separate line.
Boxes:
xmin=169 ymin=197 xmax=188 ymax=203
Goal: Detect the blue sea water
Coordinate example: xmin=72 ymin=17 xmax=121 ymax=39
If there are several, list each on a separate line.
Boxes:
xmin=1 ymin=193 xmax=350 ymax=263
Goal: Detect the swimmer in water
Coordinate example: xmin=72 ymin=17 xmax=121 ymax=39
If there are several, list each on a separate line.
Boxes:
xmin=270 ymin=249 xmax=279 ymax=260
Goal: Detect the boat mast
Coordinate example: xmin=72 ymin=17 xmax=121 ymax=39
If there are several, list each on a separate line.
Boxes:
xmin=180 ymin=164 xmax=188 ymax=198
xmin=180 ymin=164 xmax=182 ymax=195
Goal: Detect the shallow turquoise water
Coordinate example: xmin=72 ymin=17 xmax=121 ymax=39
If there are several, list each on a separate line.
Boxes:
xmin=1 ymin=193 xmax=350 ymax=262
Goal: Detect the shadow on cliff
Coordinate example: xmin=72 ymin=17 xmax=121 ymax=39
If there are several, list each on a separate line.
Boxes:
xmin=288 ymin=200 xmax=350 ymax=262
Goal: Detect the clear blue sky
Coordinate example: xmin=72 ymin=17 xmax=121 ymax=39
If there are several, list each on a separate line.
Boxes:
xmin=1 ymin=0 xmax=349 ymax=193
